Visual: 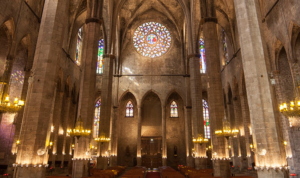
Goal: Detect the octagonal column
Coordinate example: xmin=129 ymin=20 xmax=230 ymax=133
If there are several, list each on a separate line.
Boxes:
xmin=234 ymin=0 xmax=286 ymax=177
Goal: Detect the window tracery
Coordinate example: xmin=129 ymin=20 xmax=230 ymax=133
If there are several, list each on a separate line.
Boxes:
xmin=133 ymin=22 xmax=171 ymax=58
xmin=75 ymin=27 xmax=83 ymax=65
xmin=126 ymin=101 xmax=134 ymax=117
xmin=93 ymin=99 xmax=101 ymax=138
xmin=170 ymin=101 xmax=178 ymax=117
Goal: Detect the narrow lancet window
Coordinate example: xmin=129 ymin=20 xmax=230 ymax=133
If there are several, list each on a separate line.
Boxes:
xmin=170 ymin=101 xmax=178 ymax=117
xmin=203 ymin=99 xmax=210 ymax=139
xmin=126 ymin=101 xmax=134 ymax=117
xmin=93 ymin=99 xmax=101 ymax=138
xmin=97 ymin=39 xmax=104 ymax=74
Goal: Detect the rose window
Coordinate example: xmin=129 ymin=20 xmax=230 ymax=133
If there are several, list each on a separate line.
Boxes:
xmin=133 ymin=22 xmax=171 ymax=58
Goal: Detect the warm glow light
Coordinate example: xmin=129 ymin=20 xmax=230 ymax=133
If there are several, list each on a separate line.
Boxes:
xmin=284 ymin=141 xmax=287 ymax=146
xmin=51 ymin=126 xmax=54 ymax=133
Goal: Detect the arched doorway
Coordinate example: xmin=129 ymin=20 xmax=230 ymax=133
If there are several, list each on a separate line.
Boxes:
xmin=141 ymin=92 xmax=162 ymax=168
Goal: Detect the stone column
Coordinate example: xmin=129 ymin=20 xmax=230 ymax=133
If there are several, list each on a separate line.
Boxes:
xmin=184 ymin=106 xmax=194 ymax=167
xmin=233 ymin=95 xmax=248 ymax=171
xmin=188 ymin=55 xmax=206 ymax=169
xmin=162 ymin=105 xmax=167 ymax=166
xmin=203 ymin=18 xmax=230 ymax=178
xmin=234 ymin=0 xmax=286 ymax=177
xmin=110 ymin=106 xmax=118 ymax=166
xmin=239 ymin=86 xmax=253 ymax=168
xmin=200 ymin=0 xmax=230 ymax=176
xmin=51 ymin=92 xmax=64 ymax=168
xmin=61 ymin=97 xmax=71 ymax=168
xmin=73 ymin=1 xmax=103 ymax=177
xmin=97 ymin=54 xmax=114 ymax=169
xmin=227 ymin=102 xmax=240 ymax=170
xmin=137 ymin=106 xmax=142 ymax=166
xmin=13 ymin=0 xmax=68 ymax=177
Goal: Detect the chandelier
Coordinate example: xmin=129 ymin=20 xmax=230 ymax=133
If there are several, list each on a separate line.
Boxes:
xmin=0 ymin=96 xmax=25 ymax=113
xmin=279 ymin=101 xmax=300 ymax=117
xmin=95 ymin=133 xmax=111 ymax=143
xmin=0 ymin=68 xmax=25 ymax=113
xmin=215 ymin=119 xmax=239 ymax=139
xmin=67 ymin=116 xmax=91 ymax=139
xmin=193 ymin=134 xmax=209 ymax=145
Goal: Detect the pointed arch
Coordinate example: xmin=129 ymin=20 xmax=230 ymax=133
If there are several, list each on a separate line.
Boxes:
xmin=119 ymin=89 xmax=139 ymax=106
xmin=141 ymin=90 xmax=163 ymax=105
xmin=94 ymin=98 xmax=101 ymax=138
xmin=125 ymin=101 xmax=134 ymax=117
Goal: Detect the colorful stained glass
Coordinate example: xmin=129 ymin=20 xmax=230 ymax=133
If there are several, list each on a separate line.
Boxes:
xmin=203 ymin=99 xmax=210 ymax=139
xmin=126 ymin=101 xmax=134 ymax=117
xmin=133 ymin=22 xmax=172 ymax=58
xmin=11 ymin=70 xmax=24 ymax=85
xmin=97 ymin=39 xmax=104 ymax=74
xmin=93 ymin=99 xmax=101 ymax=138
xmin=170 ymin=101 xmax=178 ymax=117
xmin=223 ymin=29 xmax=229 ymax=62
xmin=75 ymin=27 xmax=83 ymax=65
xmin=199 ymin=38 xmax=206 ymax=73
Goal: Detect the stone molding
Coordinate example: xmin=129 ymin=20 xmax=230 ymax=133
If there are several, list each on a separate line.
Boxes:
xmin=188 ymin=54 xmax=201 ymax=59
xmin=85 ymin=18 xmax=103 ymax=24
xmin=103 ymin=54 xmax=116 ymax=59
xmin=200 ymin=17 xmax=218 ymax=25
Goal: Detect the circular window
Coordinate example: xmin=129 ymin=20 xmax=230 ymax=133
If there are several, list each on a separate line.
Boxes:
xmin=133 ymin=22 xmax=171 ymax=58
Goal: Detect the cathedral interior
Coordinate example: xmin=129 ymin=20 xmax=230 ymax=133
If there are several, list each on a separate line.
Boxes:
xmin=0 ymin=0 xmax=300 ymax=178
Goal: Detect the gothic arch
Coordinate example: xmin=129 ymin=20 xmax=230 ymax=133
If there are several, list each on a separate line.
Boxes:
xmin=165 ymin=89 xmax=185 ymax=106
xmin=141 ymin=90 xmax=163 ymax=106
xmin=112 ymin=0 xmax=194 ymax=54
xmin=119 ymin=89 xmax=139 ymax=106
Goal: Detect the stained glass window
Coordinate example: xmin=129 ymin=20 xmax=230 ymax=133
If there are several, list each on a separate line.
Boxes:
xmin=11 ymin=70 xmax=24 ymax=85
xmin=223 ymin=29 xmax=229 ymax=63
xmin=75 ymin=27 xmax=83 ymax=65
xmin=170 ymin=101 xmax=178 ymax=117
xmin=93 ymin=99 xmax=101 ymax=138
xmin=97 ymin=39 xmax=104 ymax=74
xmin=203 ymin=99 xmax=210 ymax=139
xmin=133 ymin=22 xmax=171 ymax=58
xmin=126 ymin=101 xmax=134 ymax=117
xmin=199 ymin=38 xmax=206 ymax=73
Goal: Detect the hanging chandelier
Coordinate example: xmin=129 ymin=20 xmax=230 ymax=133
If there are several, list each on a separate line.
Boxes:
xmin=193 ymin=134 xmax=209 ymax=145
xmin=94 ymin=133 xmax=111 ymax=143
xmin=0 ymin=77 xmax=25 ymax=113
xmin=279 ymin=101 xmax=300 ymax=117
xmin=67 ymin=116 xmax=91 ymax=139
xmin=215 ymin=119 xmax=239 ymax=139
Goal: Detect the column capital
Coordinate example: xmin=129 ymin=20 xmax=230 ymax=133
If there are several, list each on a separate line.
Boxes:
xmin=85 ymin=18 xmax=103 ymax=24
xmin=103 ymin=54 xmax=116 ymax=59
xmin=188 ymin=54 xmax=201 ymax=59
xmin=200 ymin=17 xmax=218 ymax=25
